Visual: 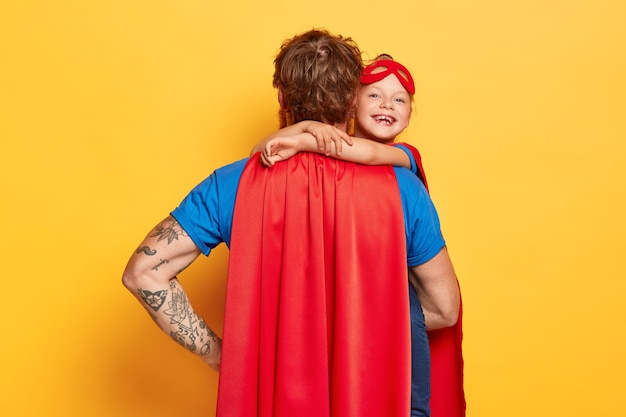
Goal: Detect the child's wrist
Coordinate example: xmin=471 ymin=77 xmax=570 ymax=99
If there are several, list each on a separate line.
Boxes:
xmin=301 ymin=120 xmax=314 ymax=133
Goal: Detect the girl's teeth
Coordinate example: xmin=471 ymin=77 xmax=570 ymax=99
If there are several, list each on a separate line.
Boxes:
xmin=375 ymin=116 xmax=393 ymax=125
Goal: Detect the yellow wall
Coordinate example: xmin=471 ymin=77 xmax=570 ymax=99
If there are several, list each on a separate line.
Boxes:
xmin=1 ymin=1 xmax=624 ymax=416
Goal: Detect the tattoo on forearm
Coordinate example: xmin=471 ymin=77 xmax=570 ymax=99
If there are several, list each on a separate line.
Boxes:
xmin=151 ymin=258 xmax=169 ymax=271
xmin=138 ymin=288 xmax=168 ymax=311
xmin=150 ymin=218 xmax=188 ymax=244
xmin=164 ymin=281 xmax=217 ymax=355
xmin=164 ymin=282 xmax=197 ymax=350
xmin=198 ymin=317 xmax=217 ymax=356
xmin=136 ymin=246 xmax=157 ymax=256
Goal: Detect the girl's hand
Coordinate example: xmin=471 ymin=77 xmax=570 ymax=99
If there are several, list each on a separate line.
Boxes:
xmin=302 ymin=121 xmax=353 ymax=155
xmin=261 ymin=136 xmax=301 ymax=167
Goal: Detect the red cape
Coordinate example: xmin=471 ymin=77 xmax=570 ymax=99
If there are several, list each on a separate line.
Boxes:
xmin=398 ymin=142 xmax=429 ymax=192
xmin=399 ymin=142 xmax=466 ymax=417
xmin=217 ymin=153 xmax=411 ymax=417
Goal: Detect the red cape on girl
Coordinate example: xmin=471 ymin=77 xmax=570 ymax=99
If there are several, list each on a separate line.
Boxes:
xmin=217 ymin=153 xmax=412 ymax=417
xmin=399 ymin=142 xmax=466 ymax=417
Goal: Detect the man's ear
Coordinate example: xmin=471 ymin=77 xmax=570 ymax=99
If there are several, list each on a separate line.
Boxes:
xmin=278 ymin=89 xmax=287 ymax=109
xmin=350 ymin=93 xmax=358 ymax=109
xmin=346 ymin=93 xmax=359 ymax=120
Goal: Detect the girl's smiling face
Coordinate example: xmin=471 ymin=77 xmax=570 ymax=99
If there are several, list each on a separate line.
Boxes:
xmin=354 ymin=74 xmax=412 ymax=143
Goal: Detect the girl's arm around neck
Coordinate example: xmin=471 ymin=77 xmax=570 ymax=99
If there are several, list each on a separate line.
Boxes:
xmin=255 ymin=120 xmax=411 ymax=169
xmin=251 ymin=120 xmax=352 ymax=156
xmin=262 ymin=134 xmax=411 ymax=168
xmin=338 ymin=137 xmax=411 ymax=168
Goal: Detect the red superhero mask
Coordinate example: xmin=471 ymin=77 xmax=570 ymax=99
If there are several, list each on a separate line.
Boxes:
xmin=360 ymin=59 xmax=415 ymax=95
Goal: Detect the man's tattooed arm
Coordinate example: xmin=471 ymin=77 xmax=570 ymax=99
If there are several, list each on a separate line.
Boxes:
xmin=137 ymin=280 xmax=222 ymax=371
xmin=122 ymin=215 xmax=221 ymax=371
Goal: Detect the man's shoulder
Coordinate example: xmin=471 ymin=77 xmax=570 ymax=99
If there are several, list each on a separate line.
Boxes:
xmin=199 ymin=157 xmax=247 ymax=191
xmin=393 ymin=166 xmax=425 ymax=188
xmin=182 ymin=157 xmax=249 ymax=201
xmin=215 ymin=157 xmax=249 ymax=177
xmin=393 ymin=166 xmax=431 ymax=207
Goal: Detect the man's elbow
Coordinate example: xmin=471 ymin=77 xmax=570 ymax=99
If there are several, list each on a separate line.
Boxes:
xmin=431 ymin=300 xmax=460 ymax=329
xmin=121 ymin=263 xmax=148 ymax=293
xmin=427 ymin=308 xmax=459 ymax=331
xmin=122 ymin=270 xmax=139 ymax=293
xmin=441 ymin=308 xmax=459 ymax=328
xmin=443 ymin=295 xmax=461 ymax=327
xmin=122 ymin=262 xmax=172 ymax=294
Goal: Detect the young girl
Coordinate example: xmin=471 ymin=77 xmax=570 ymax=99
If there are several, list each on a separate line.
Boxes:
xmin=253 ymin=55 xmax=465 ymax=417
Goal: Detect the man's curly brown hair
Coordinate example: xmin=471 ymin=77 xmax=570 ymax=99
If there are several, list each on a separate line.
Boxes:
xmin=273 ymin=29 xmax=363 ymax=128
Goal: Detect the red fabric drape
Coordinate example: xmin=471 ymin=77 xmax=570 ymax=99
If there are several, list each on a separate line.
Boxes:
xmin=217 ymin=153 xmax=411 ymax=417
xmin=427 ymin=301 xmax=466 ymax=416
xmin=399 ymin=142 xmax=466 ymax=417
xmin=397 ymin=142 xmax=429 ymax=192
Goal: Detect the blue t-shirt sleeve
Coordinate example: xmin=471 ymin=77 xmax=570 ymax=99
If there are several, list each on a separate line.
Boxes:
xmin=394 ymin=167 xmax=445 ymax=266
xmin=170 ymin=158 xmax=247 ymax=256
xmin=392 ymin=143 xmax=418 ymax=175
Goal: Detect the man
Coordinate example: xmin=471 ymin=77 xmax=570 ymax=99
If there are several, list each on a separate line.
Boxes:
xmin=122 ymin=29 xmax=459 ymax=417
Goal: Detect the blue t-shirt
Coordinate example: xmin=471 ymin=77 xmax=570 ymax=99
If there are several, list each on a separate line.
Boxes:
xmin=394 ymin=143 xmax=419 ymax=176
xmin=171 ymin=156 xmax=444 ymax=267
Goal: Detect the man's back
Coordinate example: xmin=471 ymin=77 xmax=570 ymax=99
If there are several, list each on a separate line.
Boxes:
xmin=217 ymin=153 xmax=414 ymax=417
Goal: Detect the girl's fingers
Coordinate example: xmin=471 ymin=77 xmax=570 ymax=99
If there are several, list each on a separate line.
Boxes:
xmin=334 ymin=134 xmax=342 ymax=155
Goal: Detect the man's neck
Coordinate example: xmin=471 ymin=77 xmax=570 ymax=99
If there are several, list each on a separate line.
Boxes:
xmin=333 ymin=121 xmax=349 ymax=133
